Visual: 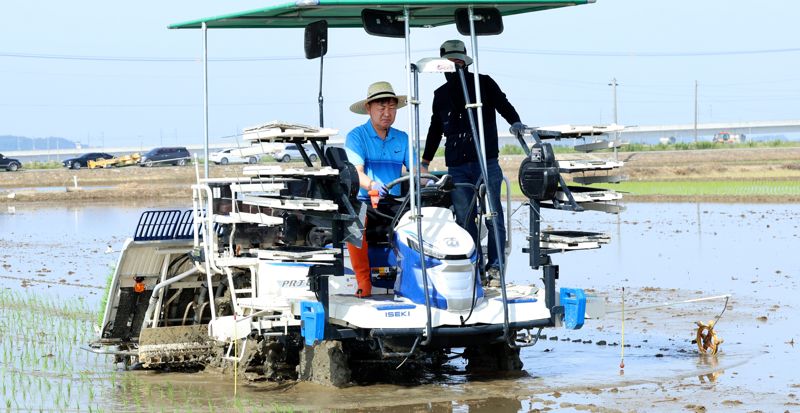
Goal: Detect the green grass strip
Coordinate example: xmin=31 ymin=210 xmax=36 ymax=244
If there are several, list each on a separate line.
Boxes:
xmin=592 ymin=180 xmax=800 ymax=197
xmin=98 ymin=267 xmax=115 ymax=327
xmin=506 ymin=180 xmax=800 ymax=197
xmin=494 ymin=139 xmax=800 ymax=156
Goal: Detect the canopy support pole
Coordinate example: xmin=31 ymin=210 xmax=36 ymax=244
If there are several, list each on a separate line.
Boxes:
xmin=202 ymin=22 xmax=210 ymax=179
xmin=403 ymin=7 xmax=433 ymax=348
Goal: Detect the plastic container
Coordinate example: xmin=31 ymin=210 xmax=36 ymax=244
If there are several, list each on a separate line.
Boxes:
xmin=300 ymin=301 xmax=325 ymax=346
xmin=559 ymin=288 xmax=586 ymax=330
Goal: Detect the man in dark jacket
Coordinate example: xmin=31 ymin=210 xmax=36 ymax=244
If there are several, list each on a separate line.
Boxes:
xmin=421 ymin=39 xmax=526 ymax=285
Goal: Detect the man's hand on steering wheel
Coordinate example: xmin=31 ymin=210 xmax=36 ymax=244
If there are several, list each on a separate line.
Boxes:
xmin=370 ymin=180 xmax=389 ymax=198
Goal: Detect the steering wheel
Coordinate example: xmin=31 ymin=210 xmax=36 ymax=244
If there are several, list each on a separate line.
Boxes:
xmin=378 ymin=174 xmax=450 ymax=237
xmin=385 ymin=173 xmax=440 ymax=192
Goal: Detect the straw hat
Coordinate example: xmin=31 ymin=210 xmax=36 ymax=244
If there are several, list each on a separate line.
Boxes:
xmin=349 ymin=81 xmax=407 ymax=115
xmin=439 ymin=39 xmax=473 ymax=66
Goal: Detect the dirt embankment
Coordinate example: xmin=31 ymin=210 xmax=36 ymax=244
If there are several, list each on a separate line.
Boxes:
xmin=1 ymin=147 xmax=799 ymax=203
xmin=609 ymin=146 xmax=800 ymax=182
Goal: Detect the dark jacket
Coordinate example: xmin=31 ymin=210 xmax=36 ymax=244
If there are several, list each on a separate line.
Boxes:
xmin=423 ymin=70 xmax=520 ymax=166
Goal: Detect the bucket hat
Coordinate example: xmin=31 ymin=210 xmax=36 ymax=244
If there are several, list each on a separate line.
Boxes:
xmin=439 ymin=39 xmax=473 ymax=66
xmin=349 ymin=81 xmax=407 ymax=114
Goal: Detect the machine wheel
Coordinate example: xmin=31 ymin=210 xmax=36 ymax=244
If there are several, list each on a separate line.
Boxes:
xmin=464 ymin=342 xmax=523 ymax=372
xmin=177 ymin=159 xmax=187 ymax=166
xmin=220 ymin=157 xmax=229 ymax=165
xmin=8 ymin=162 xmax=19 ymax=172
xmin=282 ymin=155 xmax=291 ymax=163
xmin=298 ymin=340 xmax=351 ymax=387
xmin=72 ymin=162 xmax=82 ymax=170
xmin=248 ymin=157 xmax=257 ymax=164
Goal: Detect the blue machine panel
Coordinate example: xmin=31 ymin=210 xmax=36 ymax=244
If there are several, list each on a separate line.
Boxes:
xmin=374 ymin=304 xmax=416 ymax=311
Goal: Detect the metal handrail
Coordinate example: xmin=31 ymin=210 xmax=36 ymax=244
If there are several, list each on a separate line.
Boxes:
xmin=503 ymin=175 xmax=512 ymax=258
xmin=142 ymin=266 xmax=200 ymax=328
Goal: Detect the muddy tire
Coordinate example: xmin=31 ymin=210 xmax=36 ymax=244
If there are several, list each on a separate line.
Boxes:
xmin=298 ymin=340 xmax=351 ymax=387
xmin=464 ymin=342 xmax=523 ymax=372
xmin=261 ymin=337 xmax=301 ymax=381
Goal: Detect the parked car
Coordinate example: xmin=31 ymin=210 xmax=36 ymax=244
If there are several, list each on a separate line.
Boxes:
xmin=272 ymin=144 xmax=318 ymax=163
xmin=209 ymin=148 xmax=259 ymax=165
xmin=139 ymin=147 xmax=191 ymax=167
xmin=62 ymin=152 xmax=114 ymax=169
xmin=0 ymin=153 xmax=22 ymax=172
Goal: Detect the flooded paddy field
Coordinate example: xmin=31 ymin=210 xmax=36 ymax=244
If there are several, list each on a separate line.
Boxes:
xmin=1 ymin=202 xmax=798 ymax=412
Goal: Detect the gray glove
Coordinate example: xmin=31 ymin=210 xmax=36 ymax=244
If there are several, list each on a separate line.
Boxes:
xmin=509 ymin=122 xmax=527 ymax=136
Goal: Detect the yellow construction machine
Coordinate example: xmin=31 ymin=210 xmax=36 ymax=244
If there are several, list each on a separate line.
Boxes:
xmin=88 ymin=153 xmax=142 ymax=169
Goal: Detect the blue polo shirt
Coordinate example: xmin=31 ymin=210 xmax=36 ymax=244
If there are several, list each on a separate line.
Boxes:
xmin=345 ymin=120 xmax=409 ymax=200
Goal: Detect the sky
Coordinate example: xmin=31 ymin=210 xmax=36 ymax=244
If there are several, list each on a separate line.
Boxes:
xmin=1 ymin=0 xmax=799 ymax=148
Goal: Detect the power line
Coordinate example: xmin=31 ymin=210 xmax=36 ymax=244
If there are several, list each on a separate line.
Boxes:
xmin=484 ymin=47 xmax=800 ymax=57
xmin=3 ymin=46 xmax=800 ymax=62
xmin=0 ymin=50 xmax=407 ymax=62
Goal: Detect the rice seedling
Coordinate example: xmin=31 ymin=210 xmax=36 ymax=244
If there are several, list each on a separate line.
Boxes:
xmin=3 ymin=287 xmax=305 ymax=412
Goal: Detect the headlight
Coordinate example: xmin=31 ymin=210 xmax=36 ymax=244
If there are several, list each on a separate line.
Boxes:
xmin=407 ymin=237 xmax=448 ymax=260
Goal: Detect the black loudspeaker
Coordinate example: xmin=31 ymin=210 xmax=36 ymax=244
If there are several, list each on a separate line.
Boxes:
xmin=518 ymin=143 xmax=559 ymax=201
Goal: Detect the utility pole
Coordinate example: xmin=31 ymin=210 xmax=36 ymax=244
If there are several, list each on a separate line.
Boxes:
xmin=608 ymin=77 xmax=619 ymax=160
xmin=694 ymin=80 xmax=698 ymax=143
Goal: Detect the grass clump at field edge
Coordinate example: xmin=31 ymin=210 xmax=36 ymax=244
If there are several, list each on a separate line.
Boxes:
xmin=23 ymin=160 xmax=63 ymax=169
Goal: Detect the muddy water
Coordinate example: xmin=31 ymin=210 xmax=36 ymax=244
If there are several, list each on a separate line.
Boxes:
xmin=1 ymin=202 xmax=798 ymax=412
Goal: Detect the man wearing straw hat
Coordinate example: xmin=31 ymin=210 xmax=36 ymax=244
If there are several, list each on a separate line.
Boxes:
xmin=421 ymin=39 xmax=527 ymax=287
xmin=345 ymin=81 xmax=409 ymax=298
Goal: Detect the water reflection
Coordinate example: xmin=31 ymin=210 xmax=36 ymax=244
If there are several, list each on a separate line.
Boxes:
xmin=0 ymin=202 xmax=798 ymax=412
xmin=506 ymin=202 xmax=800 ymax=301
xmin=697 ymin=354 xmax=722 ymax=383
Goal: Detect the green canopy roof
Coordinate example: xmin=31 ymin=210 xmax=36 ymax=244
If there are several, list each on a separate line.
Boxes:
xmin=169 ymin=0 xmax=593 ymax=30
